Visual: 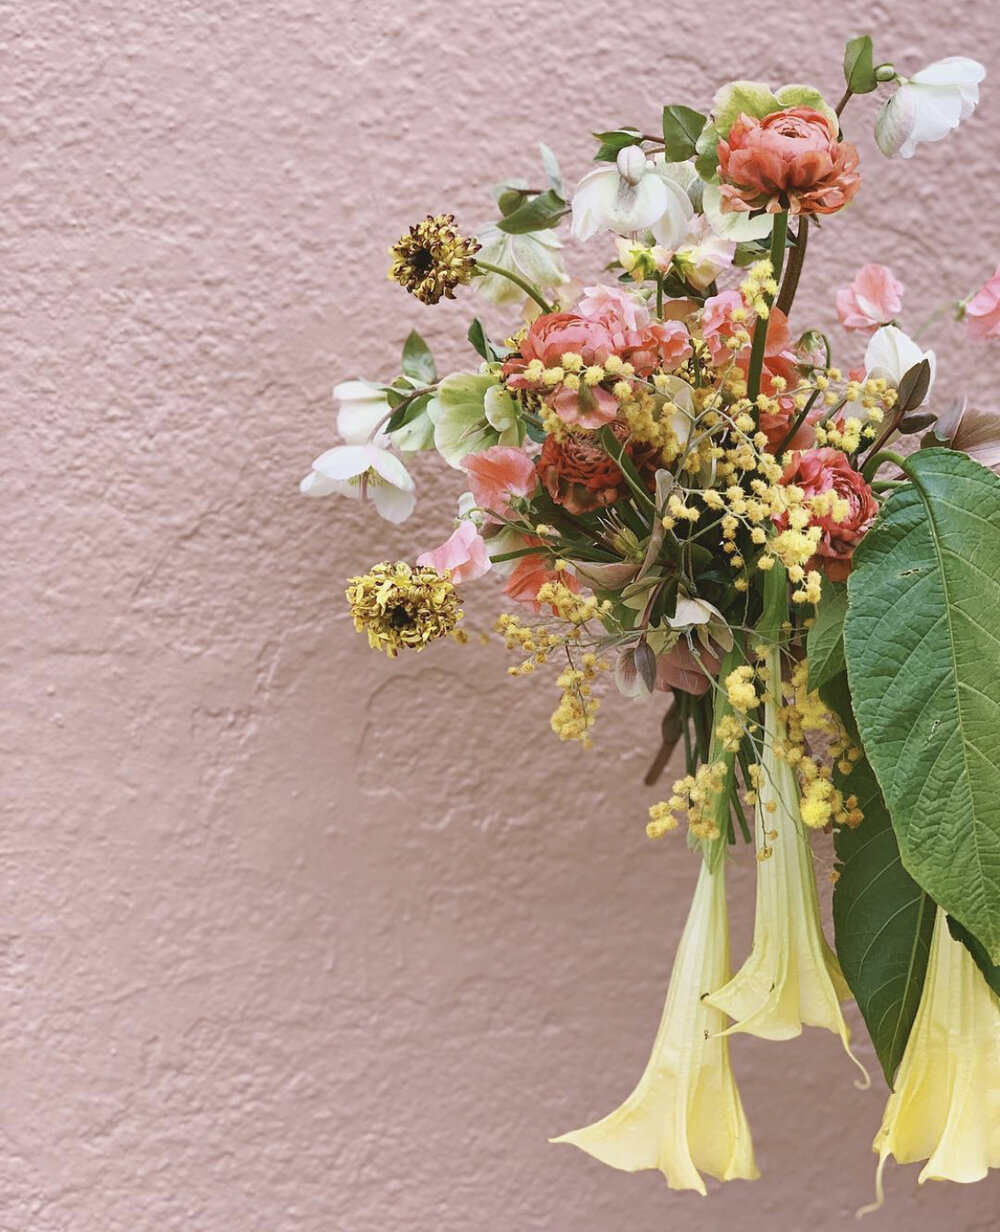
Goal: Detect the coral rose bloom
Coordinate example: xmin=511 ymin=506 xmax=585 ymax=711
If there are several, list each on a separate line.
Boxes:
xmin=535 ymin=425 xmax=660 ymax=515
xmin=777 ymin=448 xmax=877 ymax=581
xmin=511 ymin=311 xmax=615 ymax=371
xmin=718 ymin=107 xmax=860 ymax=217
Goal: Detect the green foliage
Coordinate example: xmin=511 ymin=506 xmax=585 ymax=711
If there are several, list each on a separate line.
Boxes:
xmin=495 ymin=189 xmax=567 ymax=234
xmin=833 ymin=757 xmax=935 ymax=1086
xmin=845 ymin=449 xmax=1000 ymax=963
xmin=661 ymin=105 xmax=707 ymax=161
xmin=806 ymin=580 xmax=847 ymax=691
xmin=843 ymin=35 xmax=878 ymax=95
xmin=400 ymin=329 xmax=436 ymax=385
xmin=592 ymin=127 xmax=642 ymax=162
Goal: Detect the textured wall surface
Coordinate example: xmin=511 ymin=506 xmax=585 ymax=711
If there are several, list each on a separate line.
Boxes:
xmin=4 ymin=1 xmax=1000 ymax=1229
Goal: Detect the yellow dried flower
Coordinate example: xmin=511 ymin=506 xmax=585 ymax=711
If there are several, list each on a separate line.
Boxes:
xmin=346 ymin=562 xmax=461 ymax=656
xmin=388 ymin=214 xmax=480 ymax=304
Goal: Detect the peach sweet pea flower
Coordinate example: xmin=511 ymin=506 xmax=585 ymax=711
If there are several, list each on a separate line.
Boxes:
xmin=966 ymin=265 xmax=1000 ymax=342
xmin=416 ymin=521 xmax=491 ymax=584
xmin=461 ymin=445 xmax=537 ymax=518
xmin=503 ymin=548 xmax=579 ymax=612
xmin=835 ymin=264 xmax=904 ymax=332
xmin=718 ymin=107 xmax=860 ymax=217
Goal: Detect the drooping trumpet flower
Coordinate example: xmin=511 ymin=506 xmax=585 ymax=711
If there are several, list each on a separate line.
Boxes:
xmin=552 ymin=856 xmax=759 ymax=1194
xmin=859 ymin=909 xmax=1000 ymax=1213
xmin=705 ymin=568 xmax=862 ymax=1075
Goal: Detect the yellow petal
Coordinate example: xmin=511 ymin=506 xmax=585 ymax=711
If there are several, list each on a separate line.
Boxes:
xmin=860 ymin=908 xmax=1000 ymax=1212
xmin=553 ymin=859 xmax=759 ymax=1193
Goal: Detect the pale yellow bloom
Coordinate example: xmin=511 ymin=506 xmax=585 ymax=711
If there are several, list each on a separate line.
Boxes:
xmin=860 ymin=909 xmax=1000 ymax=1213
xmin=706 ymin=639 xmax=864 ymax=1080
xmin=552 ymin=859 xmax=758 ymax=1194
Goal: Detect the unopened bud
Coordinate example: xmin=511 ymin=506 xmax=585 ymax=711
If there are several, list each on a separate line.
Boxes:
xmin=616 ymin=144 xmax=647 ymax=186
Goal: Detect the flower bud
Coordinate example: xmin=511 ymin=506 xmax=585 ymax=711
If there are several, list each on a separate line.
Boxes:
xmin=875 ymin=63 xmax=897 ymax=82
xmin=616 ymin=144 xmax=647 ymax=186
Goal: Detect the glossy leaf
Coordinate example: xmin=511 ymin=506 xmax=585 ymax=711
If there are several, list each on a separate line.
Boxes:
xmin=844 ymin=449 xmax=1000 ymax=962
xmin=833 ymin=757 xmax=935 ymax=1086
xmin=661 ymin=105 xmax=706 ymax=161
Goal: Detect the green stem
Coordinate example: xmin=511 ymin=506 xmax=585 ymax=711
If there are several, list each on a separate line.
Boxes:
xmin=774 ymin=218 xmax=808 ymax=318
xmin=861 ymin=449 xmax=907 ymax=483
xmin=746 ymin=211 xmax=789 ymax=407
xmin=774 ymin=386 xmax=821 ymax=457
xmin=656 ymin=273 xmax=664 ymax=319
xmin=474 ymin=260 xmax=553 ymax=314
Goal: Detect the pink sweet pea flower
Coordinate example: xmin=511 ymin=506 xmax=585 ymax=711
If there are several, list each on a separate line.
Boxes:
xmin=966 ymin=266 xmax=1000 ymax=342
xmin=835 ymin=264 xmax=904 ymax=332
xmin=701 ymin=290 xmax=747 ymax=364
xmin=548 ymin=384 xmax=620 ymax=429
xmin=416 ymin=521 xmax=491 ymax=584
xmin=461 ymin=445 xmax=537 ymax=518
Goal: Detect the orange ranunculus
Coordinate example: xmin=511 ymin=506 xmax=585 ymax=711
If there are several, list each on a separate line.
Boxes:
xmin=776 ymin=448 xmax=878 ymax=581
xmin=718 ymin=107 xmax=860 ymax=217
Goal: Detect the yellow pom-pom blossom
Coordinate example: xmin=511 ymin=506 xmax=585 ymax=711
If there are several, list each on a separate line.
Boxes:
xmin=859 ymin=910 xmax=1000 ymax=1214
xmin=388 ymin=214 xmax=480 ymax=304
xmin=346 ymin=562 xmax=461 ymax=656
xmin=553 ymin=856 xmax=759 ymax=1194
xmin=705 ymin=567 xmax=865 ymax=1081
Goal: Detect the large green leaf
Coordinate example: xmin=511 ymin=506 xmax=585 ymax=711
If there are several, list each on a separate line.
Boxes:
xmin=833 ymin=757 xmax=935 ymax=1086
xmin=844 ymin=449 xmax=1000 ymax=962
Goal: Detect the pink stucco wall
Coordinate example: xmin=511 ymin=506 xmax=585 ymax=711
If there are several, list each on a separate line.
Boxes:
xmin=5 ymin=2 xmax=1000 ymax=1228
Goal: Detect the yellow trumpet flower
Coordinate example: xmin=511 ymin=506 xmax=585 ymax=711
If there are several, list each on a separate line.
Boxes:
xmin=705 ymin=572 xmax=864 ymax=1079
xmin=552 ymin=858 xmax=759 ymax=1194
xmin=860 ymin=909 xmax=1000 ymax=1213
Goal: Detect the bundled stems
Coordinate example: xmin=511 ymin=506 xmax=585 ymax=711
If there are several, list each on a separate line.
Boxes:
xmin=775 ymin=218 xmax=809 ymax=317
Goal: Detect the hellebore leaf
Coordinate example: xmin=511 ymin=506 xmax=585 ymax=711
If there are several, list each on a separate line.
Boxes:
xmin=843 ymin=35 xmax=878 ymax=95
xmin=833 ymin=757 xmax=935 ymax=1086
xmin=844 ymin=449 xmax=1000 ymax=963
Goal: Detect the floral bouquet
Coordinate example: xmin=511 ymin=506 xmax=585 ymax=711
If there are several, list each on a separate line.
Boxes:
xmin=300 ymin=35 xmax=1000 ymax=1209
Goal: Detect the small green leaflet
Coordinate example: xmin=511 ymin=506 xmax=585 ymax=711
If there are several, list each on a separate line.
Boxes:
xmin=592 ymin=127 xmax=642 ymax=162
xmin=400 ymin=330 xmax=436 ymax=385
xmin=832 ymin=757 xmax=935 ymax=1086
xmin=843 ymin=35 xmax=878 ymax=95
xmin=661 ymin=105 xmax=707 ymax=161
xmin=495 ymin=189 xmax=568 ymax=235
xmin=806 ymin=580 xmax=847 ymax=692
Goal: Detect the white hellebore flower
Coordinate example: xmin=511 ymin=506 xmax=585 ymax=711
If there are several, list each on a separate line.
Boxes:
xmin=571 ymin=145 xmax=693 ymax=244
xmin=554 ymin=858 xmax=759 ymax=1194
xmin=332 ymin=380 xmax=392 ymax=445
xmin=875 ymin=57 xmax=986 ymax=159
xmin=865 ymin=324 xmax=936 ymax=395
xmin=299 ymin=443 xmax=415 ymax=524
xmin=474 ymin=224 xmax=568 ymax=305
